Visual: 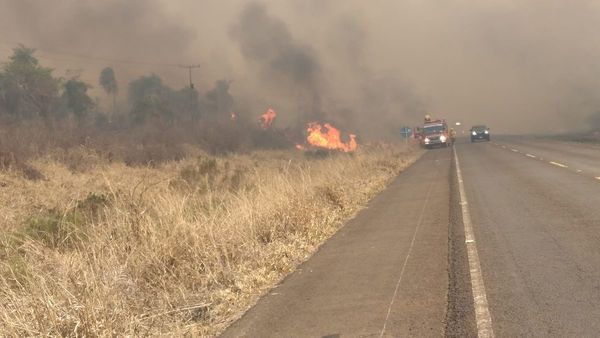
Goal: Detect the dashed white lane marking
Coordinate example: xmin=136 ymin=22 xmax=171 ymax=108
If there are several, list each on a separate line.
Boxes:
xmin=497 ymin=144 xmax=597 ymax=179
xmin=454 ymin=149 xmax=495 ymax=338
xmin=549 ymin=161 xmax=568 ymax=168
xmin=379 ymin=170 xmax=437 ymax=337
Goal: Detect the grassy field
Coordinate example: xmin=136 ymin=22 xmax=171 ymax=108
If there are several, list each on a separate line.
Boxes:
xmin=0 ymin=142 xmax=421 ymax=336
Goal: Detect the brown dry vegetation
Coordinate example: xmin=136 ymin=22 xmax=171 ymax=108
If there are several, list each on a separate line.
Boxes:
xmin=0 ymin=137 xmax=421 ymax=336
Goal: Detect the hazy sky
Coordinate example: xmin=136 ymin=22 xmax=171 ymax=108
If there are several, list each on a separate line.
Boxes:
xmin=2 ymin=0 xmax=600 ymax=134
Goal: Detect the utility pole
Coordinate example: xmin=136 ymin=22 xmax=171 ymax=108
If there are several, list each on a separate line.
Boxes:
xmin=180 ymin=64 xmax=201 ymax=122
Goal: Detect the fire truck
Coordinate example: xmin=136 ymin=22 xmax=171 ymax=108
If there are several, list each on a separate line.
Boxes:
xmin=420 ymin=118 xmax=451 ymax=148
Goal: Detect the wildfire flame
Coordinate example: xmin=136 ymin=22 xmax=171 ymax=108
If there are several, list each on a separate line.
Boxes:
xmin=306 ymin=122 xmax=357 ymax=153
xmin=260 ymin=108 xmax=277 ymax=129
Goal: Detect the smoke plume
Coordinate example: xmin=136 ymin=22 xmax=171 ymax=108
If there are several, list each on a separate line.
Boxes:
xmin=230 ymin=2 xmax=324 ymax=124
xmin=3 ymin=0 xmax=600 ymax=134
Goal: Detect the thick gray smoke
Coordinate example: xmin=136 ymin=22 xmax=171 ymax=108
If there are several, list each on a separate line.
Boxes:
xmin=229 ymin=2 xmax=324 ymax=124
xmin=0 ymin=0 xmax=197 ymax=91
xmin=3 ymin=0 xmax=600 ymax=134
xmin=5 ymin=0 xmax=195 ymax=61
xmin=231 ymin=3 xmax=320 ymax=88
xmin=228 ymin=2 xmax=424 ymax=136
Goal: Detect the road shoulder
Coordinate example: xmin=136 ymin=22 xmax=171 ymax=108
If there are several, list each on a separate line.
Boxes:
xmin=222 ymin=149 xmax=452 ymax=337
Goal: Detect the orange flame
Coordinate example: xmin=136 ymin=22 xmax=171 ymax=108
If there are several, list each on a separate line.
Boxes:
xmin=306 ymin=122 xmax=358 ymax=152
xmin=260 ymin=108 xmax=277 ymax=129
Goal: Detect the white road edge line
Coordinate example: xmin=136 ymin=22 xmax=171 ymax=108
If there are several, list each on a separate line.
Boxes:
xmin=549 ymin=161 xmax=568 ymax=168
xmin=454 ymin=149 xmax=495 ymax=338
xmin=510 ymin=148 xmax=519 ymax=153
xmin=526 ymin=154 xmax=536 ymax=158
xmin=379 ymin=171 xmax=437 ymax=337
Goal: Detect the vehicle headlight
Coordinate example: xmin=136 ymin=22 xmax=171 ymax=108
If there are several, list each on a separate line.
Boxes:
xmin=472 ymin=131 xmax=477 ymax=136
xmin=440 ymin=135 xmax=447 ymax=142
xmin=484 ymin=130 xmax=489 ymax=134
xmin=424 ymin=137 xmax=430 ymax=143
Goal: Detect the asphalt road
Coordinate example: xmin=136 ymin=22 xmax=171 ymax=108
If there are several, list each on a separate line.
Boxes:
xmin=460 ymin=136 xmax=600 ymax=337
xmin=222 ymin=136 xmax=600 ymax=337
xmin=223 ymin=148 xmax=453 ymax=337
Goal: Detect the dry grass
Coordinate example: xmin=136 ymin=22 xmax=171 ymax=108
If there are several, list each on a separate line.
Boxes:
xmin=0 ymin=142 xmax=421 ymax=336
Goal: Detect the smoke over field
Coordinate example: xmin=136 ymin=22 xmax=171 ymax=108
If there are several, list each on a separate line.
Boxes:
xmin=3 ymin=1 xmax=600 ymax=134
xmin=4 ymin=1 xmax=600 ymax=134
xmin=230 ymin=2 xmax=324 ymax=124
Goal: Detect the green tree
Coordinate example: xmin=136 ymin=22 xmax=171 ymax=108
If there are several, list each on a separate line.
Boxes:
xmin=128 ymin=74 xmax=169 ymax=103
xmin=130 ymin=94 xmax=174 ymax=125
xmin=128 ymin=74 xmax=173 ymax=124
xmin=0 ymin=45 xmax=59 ymax=122
xmin=203 ymin=80 xmax=233 ymax=116
xmin=99 ymin=67 xmax=118 ymax=114
xmin=62 ymin=78 xmax=94 ymax=122
xmin=170 ymin=87 xmax=199 ymax=122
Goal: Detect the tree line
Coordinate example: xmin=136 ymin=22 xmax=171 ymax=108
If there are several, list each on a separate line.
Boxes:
xmin=0 ymin=45 xmax=235 ymax=127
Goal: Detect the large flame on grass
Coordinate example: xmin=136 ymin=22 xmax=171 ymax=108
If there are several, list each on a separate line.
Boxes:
xmin=306 ymin=122 xmax=357 ymax=152
xmin=260 ymin=108 xmax=277 ymax=129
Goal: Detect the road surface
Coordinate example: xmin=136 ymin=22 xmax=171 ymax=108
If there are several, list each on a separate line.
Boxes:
xmin=460 ymin=136 xmax=600 ymax=337
xmin=222 ymin=136 xmax=600 ymax=337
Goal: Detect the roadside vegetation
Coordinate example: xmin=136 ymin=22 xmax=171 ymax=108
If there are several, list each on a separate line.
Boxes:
xmin=0 ymin=143 xmax=419 ymax=336
xmin=0 ymin=46 xmax=422 ymax=335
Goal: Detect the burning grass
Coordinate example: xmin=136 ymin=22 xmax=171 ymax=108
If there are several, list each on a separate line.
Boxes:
xmin=0 ymin=142 xmax=421 ymax=336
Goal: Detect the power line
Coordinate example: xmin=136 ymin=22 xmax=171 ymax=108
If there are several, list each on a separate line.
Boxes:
xmin=179 ymin=64 xmax=202 ymax=89
xmin=0 ymin=40 xmax=183 ymax=68
xmin=179 ymin=64 xmax=202 ymax=122
xmin=0 ymin=40 xmax=207 ymax=95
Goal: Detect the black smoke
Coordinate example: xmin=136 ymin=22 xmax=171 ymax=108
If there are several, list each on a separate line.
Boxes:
xmin=230 ymin=2 xmax=324 ymax=123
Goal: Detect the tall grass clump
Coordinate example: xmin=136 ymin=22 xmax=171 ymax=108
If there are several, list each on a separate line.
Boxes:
xmin=0 ymin=142 xmax=421 ymax=336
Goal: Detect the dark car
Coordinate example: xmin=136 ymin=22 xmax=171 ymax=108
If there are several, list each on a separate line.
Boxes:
xmin=471 ymin=125 xmax=490 ymax=142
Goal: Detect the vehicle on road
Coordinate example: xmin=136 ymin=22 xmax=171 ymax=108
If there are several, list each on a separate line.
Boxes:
xmin=471 ymin=125 xmax=490 ymax=142
xmin=421 ymin=119 xmax=451 ymax=148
